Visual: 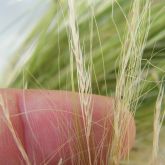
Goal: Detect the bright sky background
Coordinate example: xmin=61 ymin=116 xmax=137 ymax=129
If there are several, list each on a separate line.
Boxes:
xmin=0 ymin=0 xmax=50 ymax=85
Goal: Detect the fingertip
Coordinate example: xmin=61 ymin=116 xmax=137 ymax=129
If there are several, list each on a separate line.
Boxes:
xmin=0 ymin=89 xmax=136 ymax=164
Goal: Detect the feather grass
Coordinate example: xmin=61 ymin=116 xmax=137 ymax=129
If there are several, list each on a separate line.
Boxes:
xmin=68 ymin=0 xmax=93 ymax=164
xmin=110 ymin=1 xmax=150 ymax=164
xmin=152 ymin=83 xmax=165 ymax=165
xmin=1 ymin=0 xmax=165 ymax=164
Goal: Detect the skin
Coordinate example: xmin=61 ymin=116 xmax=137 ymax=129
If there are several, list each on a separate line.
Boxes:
xmin=0 ymin=89 xmax=135 ymax=165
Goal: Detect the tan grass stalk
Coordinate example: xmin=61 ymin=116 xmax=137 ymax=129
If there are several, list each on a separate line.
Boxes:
xmin=0 ymin=95 xmax=31 ymax=165
xmin=110 ymin=0 xmax=151 ymax=164
xmin=152 ymin=84 xmax=165 ymax=165
xmin=68 ymin=0 xmax=93 ymax=164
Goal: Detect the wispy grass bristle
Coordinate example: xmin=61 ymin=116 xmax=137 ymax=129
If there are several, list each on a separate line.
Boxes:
xmin=68 ymin=0 xmax=93 ymax=164
xmin=110 ymin=0 xmax=151 ymax=164
xmin=0 ymin=95 xmax=31 ymax=165
xmin=152 ymin=83 xmax=165 ymax=165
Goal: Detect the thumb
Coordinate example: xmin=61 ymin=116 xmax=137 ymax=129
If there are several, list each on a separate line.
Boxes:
xmin=0 ymin=89 xmax=135 ymax=165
